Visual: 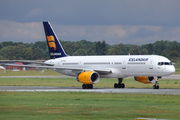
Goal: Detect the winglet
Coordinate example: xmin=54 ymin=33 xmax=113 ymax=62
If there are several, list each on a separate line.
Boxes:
xmin=43 ymin=21 xmax=67 ymax=59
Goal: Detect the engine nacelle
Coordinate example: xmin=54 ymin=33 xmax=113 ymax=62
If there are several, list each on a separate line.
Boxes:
xmin=77 ymin=71 xmax=100 ymax=84
xmin=134 ymin=76 xmax=155 ymax=84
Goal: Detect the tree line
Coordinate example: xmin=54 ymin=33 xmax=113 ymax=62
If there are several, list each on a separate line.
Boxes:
xmin=0 ymin=40 xmax=180 ymax=61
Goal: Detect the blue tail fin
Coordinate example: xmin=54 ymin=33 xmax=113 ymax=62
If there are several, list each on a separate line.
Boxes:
xmin=43 ymin=21 xmax=67 ymax=59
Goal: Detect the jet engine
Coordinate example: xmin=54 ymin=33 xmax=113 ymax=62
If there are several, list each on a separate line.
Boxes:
xmin=76 ymin=71 xmax=100 ymax=84
xmin=134 ymin=76 xmax=155 ymax=84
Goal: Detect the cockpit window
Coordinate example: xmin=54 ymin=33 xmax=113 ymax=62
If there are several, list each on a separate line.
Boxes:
xmin=158 ymin=62 xmax=172 ymax=66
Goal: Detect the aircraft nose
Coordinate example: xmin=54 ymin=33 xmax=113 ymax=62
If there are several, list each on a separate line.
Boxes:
xmin=168 ymin=66 xmax=175 ymax=75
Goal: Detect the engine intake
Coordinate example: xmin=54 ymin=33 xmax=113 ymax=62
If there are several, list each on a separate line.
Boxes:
xmin=134 ymin=76 xmax=155 ymax=84
xmin=77 ymin=71 xmax=100 ymax=84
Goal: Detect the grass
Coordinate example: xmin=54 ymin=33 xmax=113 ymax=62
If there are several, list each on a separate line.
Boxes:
xmin=0 ymin=92 xmax=180 ymax=120
xmin=174 ymin=69 xmax=180 ymax=74
xmin=173 ymin=62 xmax=180 ymax=74
xmin=173 ymin=61 xmax=180 ymax=69
xmin=0 ymin=63 xmax=179 ymax=120
xmin=0 ymin=69 xmax=179 ymax=120
xmin=0 ymin=77 xmax=180 ymax=89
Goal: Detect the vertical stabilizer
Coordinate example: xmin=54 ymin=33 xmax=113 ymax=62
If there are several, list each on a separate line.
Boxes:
xmin=43 ymin=21 xmax=67 ymax=59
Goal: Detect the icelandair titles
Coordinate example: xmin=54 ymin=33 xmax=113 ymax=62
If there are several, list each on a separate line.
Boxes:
xmin=50 ymin=53 xmax=61 ymax=56
xmin=129 ymin=58 xmax=148 ymax=61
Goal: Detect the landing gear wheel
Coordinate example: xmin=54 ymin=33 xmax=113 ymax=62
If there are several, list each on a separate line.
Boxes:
xmin=121 ymin=83 xmax=125 ymax=88
xmin=82 ymin=84 xmax=86 ymax=89
xmin=118 ymin=83 xmax=125 ymax=88
xmin=114 ymin=83 xmax=118 ymax=88
xmin=114 ymin=83 xmax=125 ymax=88
xmin=82 ymin=84 xmax=93 ymax=89
xmin=118 ymin=83 xmax=121 ymax=88
xmin=87 ymin=84 xmax=93 ymax=89
xmin=153 ymin=85 xmax=159 ymax=89
xmin=114 ymin=78 xmax=125 ymax=89
xmin=90 ymin=84 xmax=93 ymax=89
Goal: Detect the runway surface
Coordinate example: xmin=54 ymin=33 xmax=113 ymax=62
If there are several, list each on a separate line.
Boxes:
xmin=0 ymin=75 xmax=179 ymax=94
xmin=0 ymin=86 xmax=180 ymax=95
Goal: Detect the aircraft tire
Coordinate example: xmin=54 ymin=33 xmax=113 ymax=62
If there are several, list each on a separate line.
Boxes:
xmin=82 ymin=84 xmax=86 ymax=89
xmin=121 ymin=83 xmax=125 ymax=88
xmin=87 ymin=84 xmax=93 ymax=89
xmin=89 ymin=84 xmax=93 ymax=89
xmin=118 ymin=83 xmax=121 ymax=88
xmin=153 ymin=85 xmax=159 ymax=89
xmin=114 ymin=83 xmax=118 ymax=88
xmin=82 ymin=84 xmax=93 ymax=89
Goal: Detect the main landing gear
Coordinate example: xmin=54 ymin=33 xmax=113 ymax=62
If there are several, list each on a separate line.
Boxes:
xmin=114 ymin=78 xmax=125 ymax=88
xmin=153 ymin=77 xmax=161 ymax=89
xmin=82 ymin=84 xmax=93 ymax=89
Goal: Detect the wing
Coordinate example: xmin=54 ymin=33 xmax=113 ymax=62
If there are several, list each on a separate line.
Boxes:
xmin=1 ymin=60 xmax=54 ymax=66
xmin=12 ymin=60 xmax=54 ymax=66
xmin=5 ymin=64 xmax=112 ymax=74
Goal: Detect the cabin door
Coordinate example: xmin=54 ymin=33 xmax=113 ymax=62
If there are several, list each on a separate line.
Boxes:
xmin=149 ymin=60 xmax=153 ymax=69
xmin=122 ymin=61 xmax=126 ymax=69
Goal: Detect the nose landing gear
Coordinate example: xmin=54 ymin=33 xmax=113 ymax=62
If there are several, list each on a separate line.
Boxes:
xmin=153 ymin=81 xmax=159 ymax=89
xmin=153 ymin=76 xmax=161 ymax=89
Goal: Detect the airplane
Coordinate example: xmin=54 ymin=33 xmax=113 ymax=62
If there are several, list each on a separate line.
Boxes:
xmin=0 ymin=66 xmax=6 ymax=73
xmin=0 ymin=66 xmax=5 ymax=70
xmin=13 ymin=21 xmax=176 ymax=89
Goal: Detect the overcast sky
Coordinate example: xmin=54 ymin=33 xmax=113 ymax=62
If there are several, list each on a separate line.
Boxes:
xmin=0 ymin=0 xmax=180 ymax=45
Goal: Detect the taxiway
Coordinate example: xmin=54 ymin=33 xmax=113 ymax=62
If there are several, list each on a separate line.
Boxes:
xmin=0 ymin=86 xmax=180 ymax=95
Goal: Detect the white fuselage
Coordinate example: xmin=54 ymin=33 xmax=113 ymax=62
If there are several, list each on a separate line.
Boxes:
xmin=45 ymin=55 xmax=175 ymax=78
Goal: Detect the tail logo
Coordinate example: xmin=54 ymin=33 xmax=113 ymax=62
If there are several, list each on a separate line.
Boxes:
xmin=47 ymin=35 xmax=57 ymax=50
